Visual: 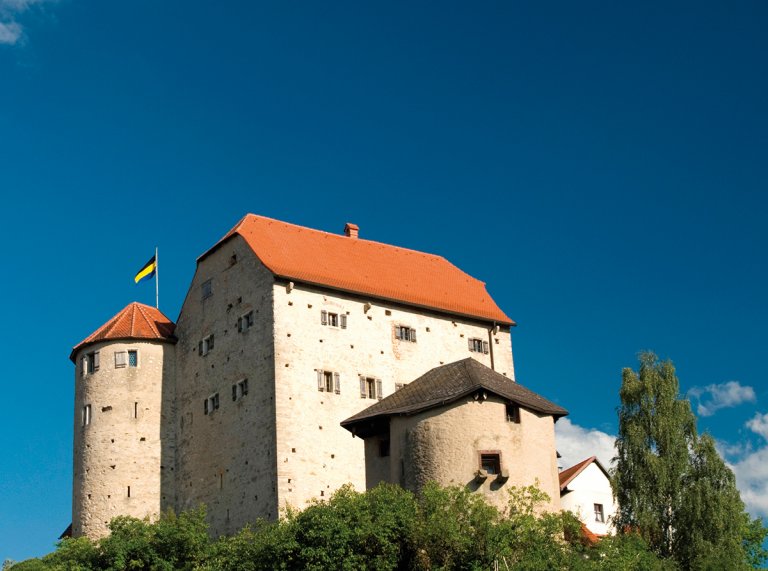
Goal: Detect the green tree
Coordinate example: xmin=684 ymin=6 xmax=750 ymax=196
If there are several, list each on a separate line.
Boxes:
xmin=613 ymin=351 xmax=766 ymax=569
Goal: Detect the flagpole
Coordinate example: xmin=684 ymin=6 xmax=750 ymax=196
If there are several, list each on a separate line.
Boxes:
xmin=155 ymin=246 xmax=159 ymax=309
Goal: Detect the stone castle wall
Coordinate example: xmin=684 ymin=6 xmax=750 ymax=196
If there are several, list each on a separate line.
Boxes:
xmin=173 ymin=236 xmax=278 ymax=535
xmin=272 ymin=282 xmax=514 ymax=512
xmin=72 ymin=339 xmax=175 ymax=538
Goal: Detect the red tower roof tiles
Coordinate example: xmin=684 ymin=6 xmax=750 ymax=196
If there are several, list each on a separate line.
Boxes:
xmin=200 ymin=214 xmax=514 ymax=325
xmin=70 ymin=302 xmax=176 ymax=361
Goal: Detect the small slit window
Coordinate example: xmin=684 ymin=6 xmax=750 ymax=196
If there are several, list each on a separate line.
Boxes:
xmin=128 ymin=350 xmax=138 ymax=367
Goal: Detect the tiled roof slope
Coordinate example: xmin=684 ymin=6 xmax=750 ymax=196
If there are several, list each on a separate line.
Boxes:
xmin=70 ymin=302 xmax=176 ymax=361
xmin=200 ymin=214 xmax=514 ymax=325
xmin=559 ymin=456 xmax=610 ymax=491
xmin=342 ymin=358 xmax=567 ymax=432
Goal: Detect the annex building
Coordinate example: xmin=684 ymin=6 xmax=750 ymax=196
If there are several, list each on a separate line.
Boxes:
xmin=70 ymin=214 xmax=568 ymax=538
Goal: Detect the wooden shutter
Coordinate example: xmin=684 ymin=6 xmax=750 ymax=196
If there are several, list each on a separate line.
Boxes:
xmin=410 ymin=328 xmax=417 ymax=342
xmin=321 ymin=310 xmax=328 ymax=325
xmin=483 ymin=341 xmax=489 ymax=354
xmin=237 ymin=317 xmax=242 ymax=332
xmin=376 ymin=379 xmax=383 ymax=400
xmin=115 ymin=351 xmax=126 ymax=368
xmin=360 ymin=376 xmax=367 ymax=398
xmin=340 ymin=314 xmax=347 ymax=329
xmin=204 ymin=399 xmax=209 ymax=415
xmin=198 ymin=341 xmax=203 ymax=356
xmin=317 ymin=370 xmax=324 ymax=391
xmin=209 ymin=334 xmax=214 ymax=350
xmin=468 ymin=338 xmax=474 ymax=351
xmin=334 ymin=372 xmax=340 ymax=394
xmin=232 ymin=385 xmax=238 ymax=401
xmin=93 ymin=351 xmax=100 ymax=371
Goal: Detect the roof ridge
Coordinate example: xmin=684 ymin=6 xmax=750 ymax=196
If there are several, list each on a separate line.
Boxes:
xmin=241 ymin=213 xmax=449 ymax=261
xmin=134 ymin=302 xmax=159 ymax=337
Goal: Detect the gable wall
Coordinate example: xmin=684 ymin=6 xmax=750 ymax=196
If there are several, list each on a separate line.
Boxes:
xmin=174 ymin=236 xmax=278 ymax=535
xmin=560 ymin=462 xmax=615 ymax=535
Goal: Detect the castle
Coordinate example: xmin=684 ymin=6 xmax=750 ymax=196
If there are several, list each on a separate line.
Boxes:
xmin=70 ymin=214 xmax=567 ymax=539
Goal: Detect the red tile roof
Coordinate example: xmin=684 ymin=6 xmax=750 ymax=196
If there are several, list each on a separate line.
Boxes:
xmin=559 ymin=456 xmax=611 ymax=491
xmin=70 ymin=302 xmax=176 ymax=361
xmin=200 ymin=214 xmax=514 ymax=325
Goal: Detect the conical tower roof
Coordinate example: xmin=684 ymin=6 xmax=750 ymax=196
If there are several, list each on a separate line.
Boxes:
xmin=70 ymin=302 xmax=176 ymax=361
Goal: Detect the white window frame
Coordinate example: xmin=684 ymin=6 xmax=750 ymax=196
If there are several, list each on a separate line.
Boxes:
xmin=321 ymin=310 xmax=347 ymax=329
xmin=359 ymin=375 xmax=382 ymax=400
xmin=238 ymin=311 xmax=255 ymax=333
xmin=469 ymin=338 xmax=489 ymax=354
xmin=594 ymin=503 xmax=605 ymax=523
xmin=395 ymin=325 xmax=417 ymax=342
xmin=199 ymin=334 xmax=214 ymax=356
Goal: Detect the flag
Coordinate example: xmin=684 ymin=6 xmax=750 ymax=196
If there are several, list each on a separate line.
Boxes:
xmin=134 ymin=255 xmax=157 ymax=284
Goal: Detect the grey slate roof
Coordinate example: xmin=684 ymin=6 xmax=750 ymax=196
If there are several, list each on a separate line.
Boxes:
xmin=341 ymin=358 xmax=568 ymax=434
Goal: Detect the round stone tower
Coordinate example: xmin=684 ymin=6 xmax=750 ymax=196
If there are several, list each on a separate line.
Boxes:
xmin=70 ymin=302 xmax=176 ymax=539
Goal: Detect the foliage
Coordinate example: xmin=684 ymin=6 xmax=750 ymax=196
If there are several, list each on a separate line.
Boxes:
xmin=9 ymin=481 xmax=681 ymax=571
xmin=613 ymin=351 xmax=767 ymax=570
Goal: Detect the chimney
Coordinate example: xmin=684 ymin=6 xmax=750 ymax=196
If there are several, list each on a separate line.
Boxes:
xmin=343 ymin=223 xmax=359 ymax=239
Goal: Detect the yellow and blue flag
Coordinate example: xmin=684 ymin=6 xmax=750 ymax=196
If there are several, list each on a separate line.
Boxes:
xmin=134 ymin=255 xmax=157 ymax=284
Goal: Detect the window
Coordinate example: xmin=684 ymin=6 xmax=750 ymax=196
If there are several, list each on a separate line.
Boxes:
xmin=506 ymin=403 xmax=520 ymax=423
xmin=82 ymin=404 xmax=91 ymax=426
xmin=469 ymin=338 xmax=489 ymax=354
xmin=198 ymin=334 xmax=215 ymax=356
xmin=201 ymin=279 xmax=213 ymax=300
xmin=594 ymin=503 xmax=605 ymax=523
xmin=317 ymin=370 xmax=340 ymax=394
xmin=204 ymin=393 xmax=220 ymax=415
xmin=115 ymin=351 xmax=127 ymax=368
xmin=395 ymin=325 xmax=417 ymax=342
xmin=232 ymin=379 xmax=249 ymax=401
xmin=360 ymin=376 xmax=382 ymax=400
xmin=128 ymin=350 xmax=138 ymax=367
xmin=238 ymin=311 xmax=254 ymax=332
xmin=379 ymin=438 xmax=390 ymax=457
xmin=321 ymin=310 xmax=346 ymax=329
xmin=83 ymin=351 xmax=100 ymax=376
xmin=480 ymin=452 xmax=501 ymax=475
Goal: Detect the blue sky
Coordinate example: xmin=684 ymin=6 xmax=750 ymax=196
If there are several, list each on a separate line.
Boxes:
xmin=1 ymin=0 xmax=767 ymax=562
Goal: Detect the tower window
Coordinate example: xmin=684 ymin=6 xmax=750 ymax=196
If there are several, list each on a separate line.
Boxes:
xmin=128 ymin=350 xmax=138 ymax=367
xmin=506 ymin=404 xmax=520 ymax=424
xmin=115 ymin=351 xmax=127 ymax=368
xmin=480 ymin=452 xmax=501 ymax=475
xmin=83 ymin=351 xmax=100 ymax=375
xmin=82 ymin=404 xmax=91 ymax=426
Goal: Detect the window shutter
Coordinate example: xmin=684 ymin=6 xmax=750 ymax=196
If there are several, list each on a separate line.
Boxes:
xmin=468 ymin=338 xmax=474 ymax=351
xmin=115 ymin=352 xmax=126 ymax=368
xmin=214 ymin=394 xmax=219 ymax=410
xmin=232 ymin=385 xmax=238 ymax=401
xmin=198 ymin=341 xmax=203 ymax=356
xmin=410 ymin=328 xmax=417 ymax=342
xmin=376 ymin=379 xmax=383 ymax=400
xmin=334 ymin=372 xmax=340 ymax=394
xmin=209 ymin=334 xmax=214 ymax=350
xmin=340 ymin=314 xmax=347 ymax=329
xmin=360 ymin=376 xmax=366 ymax=398
xmin=204 ymin=399 xmax=209 ymax=415
xmin=321 ymin=310 xmax=327 ymax=325
xmin=93 ymin=351 xmax=100 ymax=371
xmin=237 ymin=317 xmax=242 ymax=332
xmin=82 ymin=356 xmax=88 ymax=377
xmin=483 ymin=341 xmax=489 ymax=354
xmin=317 ymin=370 xmax=324 ymax=391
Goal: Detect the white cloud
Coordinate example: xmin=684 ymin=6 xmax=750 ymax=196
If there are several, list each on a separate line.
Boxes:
xmin=728 ymin=446 xmax=768 ymax=518
xmin=746 ymin=412 xmax=768 ymax=441
xmin=555 ymin=417 xmax=616 ymax=469
xmin=0 ymin=0 xmax=52 ymax=45
xmin=688 ymin=380 xmax=756 ymax=417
